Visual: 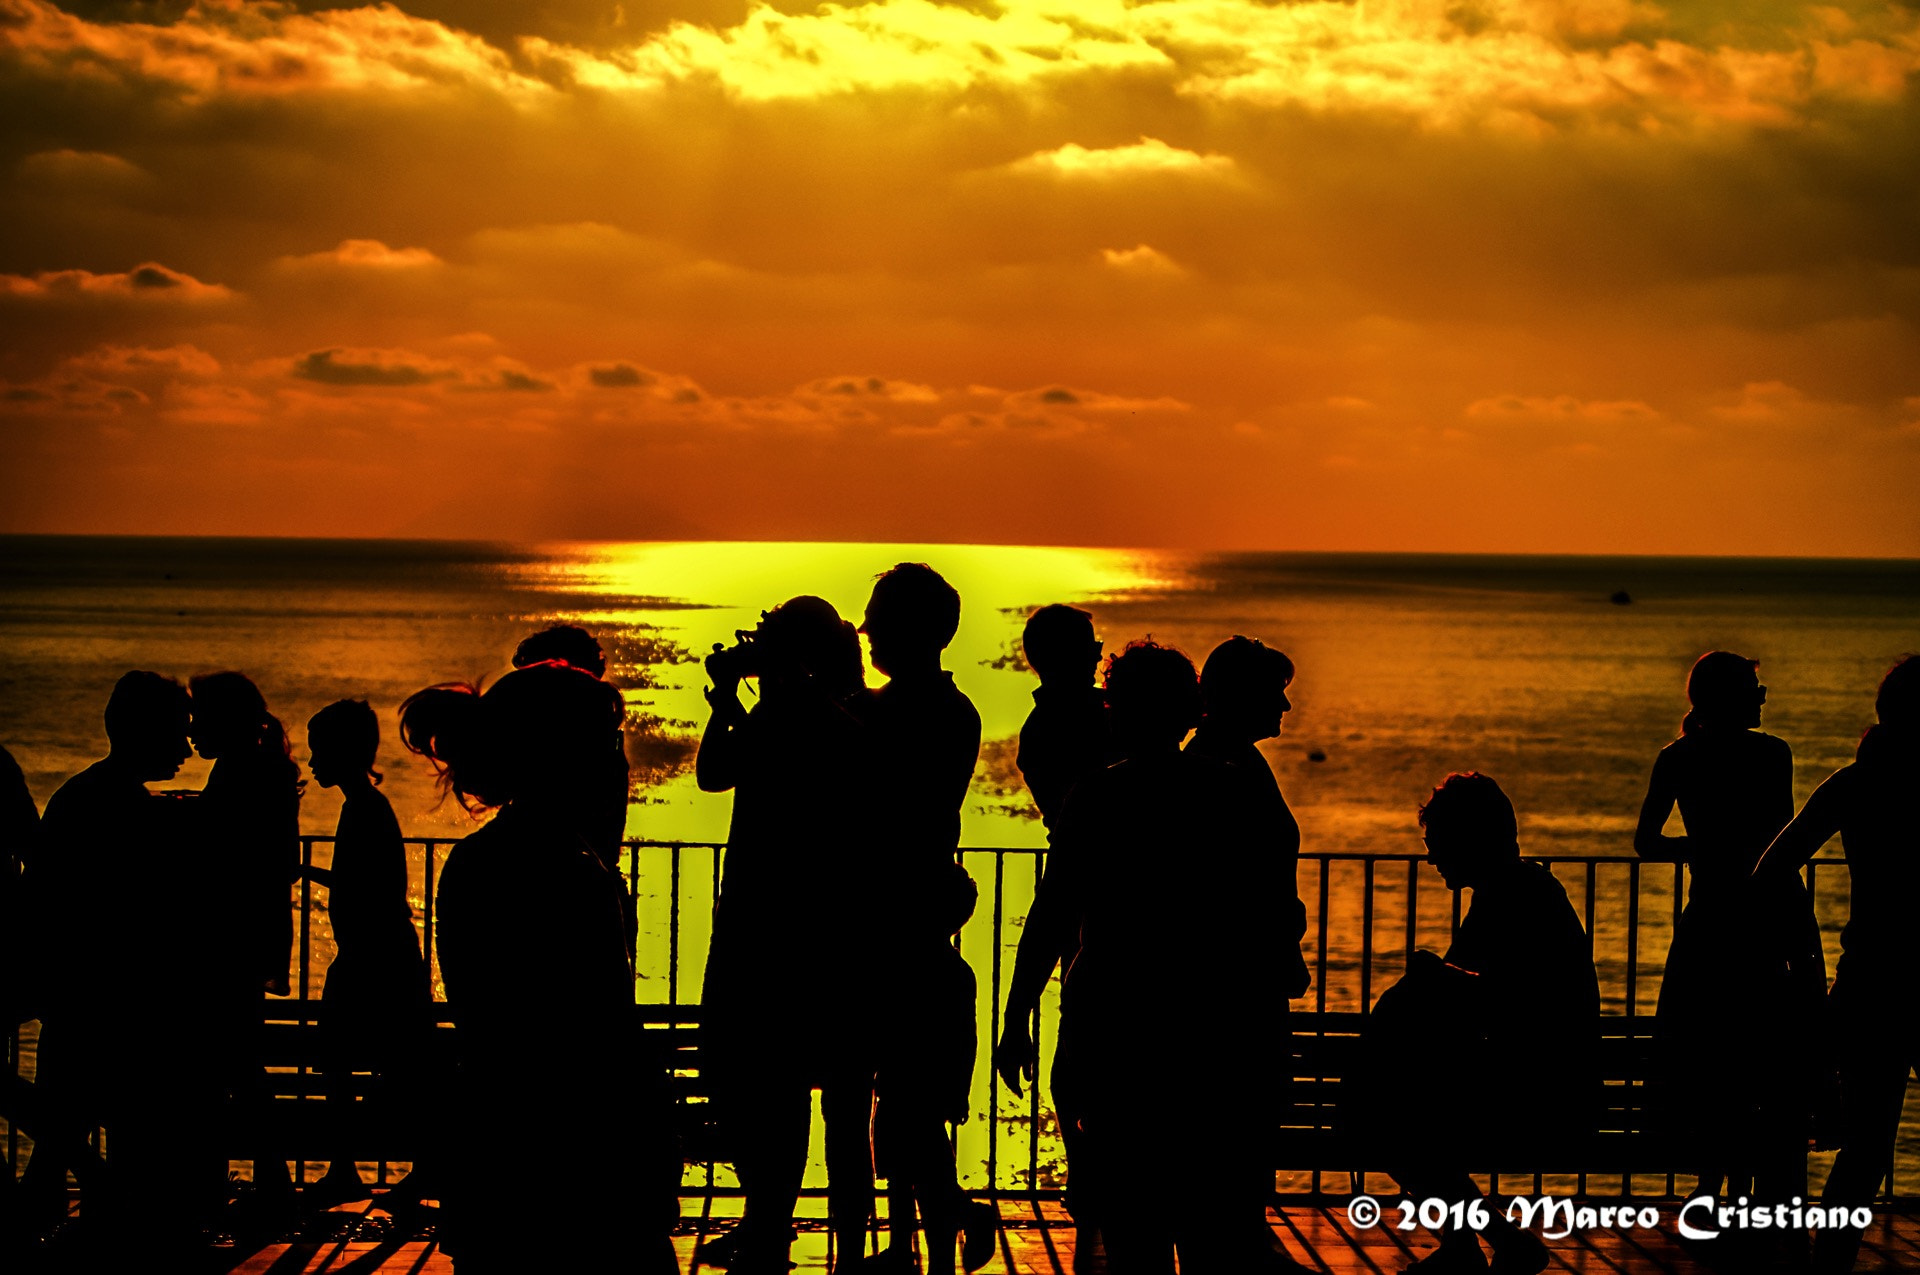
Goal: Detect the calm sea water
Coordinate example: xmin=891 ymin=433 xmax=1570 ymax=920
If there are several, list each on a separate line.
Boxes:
xmin=3 ymin=537 xmax=1918 ymax=1194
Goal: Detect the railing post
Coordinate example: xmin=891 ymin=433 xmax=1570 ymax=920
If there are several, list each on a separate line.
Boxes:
xmin=989 ymin=848 xmax=1004 ymax=1196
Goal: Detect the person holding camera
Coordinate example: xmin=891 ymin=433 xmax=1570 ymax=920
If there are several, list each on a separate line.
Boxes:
xmin=696 ymin=595 xmax=877 ymax=1274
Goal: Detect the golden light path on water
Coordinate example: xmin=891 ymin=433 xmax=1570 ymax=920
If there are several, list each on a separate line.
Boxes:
xmin=521 ymin=541 xmax=1181 ymax=844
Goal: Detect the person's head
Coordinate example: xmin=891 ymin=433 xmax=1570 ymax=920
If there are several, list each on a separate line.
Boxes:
xmin=1200 ymin=635 xmax=1296 ymax=742
xmin=1102 ymin=639 xmax=1201 ymax=757
xmin=1875 ymin=655 xmax=1919 ymax=730
xmin=1682 ymin=650 xmax=1765 ymax=734
xmin=308 ymin=699 xmax=381 ymax=790
xmin=103 ymin=671 xmax=192 ymax=781
xmin=399 ymin=662 xmax=624 ymax=813
xmin=1022 ymin=604 xmax=1101 ymax=687
xmin=755 ymin=595 xmax=865 ymax=698
xmin=513 ymin=624 xmax=607 ymax=679
xmin=861 ymin=563 xmax=961 ymax=676
xmin=1419 ymin=771 xmax=1520 ymax=890
xmin=188 ymin=670 xmax=293 ymax=768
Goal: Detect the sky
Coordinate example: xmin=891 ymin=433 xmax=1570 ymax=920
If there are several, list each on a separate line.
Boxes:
xmin=1 ymin=0 xmax=1917 ymax=554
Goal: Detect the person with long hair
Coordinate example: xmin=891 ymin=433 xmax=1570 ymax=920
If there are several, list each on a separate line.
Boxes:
xmin=400 ymin=662 xmax=677 ymax=1274
xmin=1634 ymin=651 xmax=1822 ymax=1216
xmin=694 ymin=595 xmax=877 ymax=1274
xmin=190 ymin=670 xmax=304 ymax=1217
xmin=299 ymin=699 xmax=434 ymax=1214
xmin=1754 ymin=655 xmax=1920 ymax=1274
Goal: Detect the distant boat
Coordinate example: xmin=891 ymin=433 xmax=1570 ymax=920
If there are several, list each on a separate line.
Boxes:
xmin=1307 ymin=748 xmax=1327 ymax=762
xmin=1610 ymin=590 xmax=1633 ymax=605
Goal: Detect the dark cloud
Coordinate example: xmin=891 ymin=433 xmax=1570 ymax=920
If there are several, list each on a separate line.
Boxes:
xmin=292 ymin=348 xmax=444 ymax=386
xmin=589 ymin=362 xmax=654 ymax=387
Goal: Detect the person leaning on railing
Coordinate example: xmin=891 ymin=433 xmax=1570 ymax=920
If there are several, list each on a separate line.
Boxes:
xmin=1753 ymin=655 xmax=1920 ymax=1275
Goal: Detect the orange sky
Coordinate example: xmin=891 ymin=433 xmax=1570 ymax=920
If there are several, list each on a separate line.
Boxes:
xmin=2 ymin=0 xmax=1918 ymax=554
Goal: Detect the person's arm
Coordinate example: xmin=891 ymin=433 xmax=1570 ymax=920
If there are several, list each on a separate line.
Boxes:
xmin=995 ymin=793 xmax=1089 ymax=1096
xmin=1633 ymin=749 xmax=1687 ymax=862
xmin=1753 ymin=769 xmax=1848 ymax=882
xmin=695 ymin=658 xmax=750 ymax=794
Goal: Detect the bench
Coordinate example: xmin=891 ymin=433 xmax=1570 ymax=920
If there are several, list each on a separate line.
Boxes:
xmin=237 ymin=1004 xmax=1675 ymax=1193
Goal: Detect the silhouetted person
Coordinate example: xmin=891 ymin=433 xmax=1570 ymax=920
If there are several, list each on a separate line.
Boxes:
xmin=695 ymin=596 xmax=875 ymax=1273
xmin=1754 ymin=656 xmax=1920 ymax=1275
xmin=1185 ymin=636 xmax=1312 ymax=1265
xmin=856 ymin=563 xmax=987 ymax=1270
xmin=190 ymin=670 xmax=303 ymax=1216
xmin=299 ymin=699 xmax=434 ymax=1213
xmin=1015 ymin=604 xmax=1111 ymax=830
xmin=1003 ymin=640 xmax=1295 ymax=1275
xmin=511 ymin=624 xmax=631 ymax=879
xmin=402 ymin=663 xmax=677 ymax=1274
xmin=1 ymin=743 xmax=36 ymax=1030
xmin=1634 ymin=651 xmax=1821 ymax=1214
xmin=1000 ymin=604 xmax=1114 ymax=1261
xmin=0 ymin=743 xmax=38 ymax=1237
xmin=1353 ymin=773 xmax=1596 ymax=1275
xmin=17 ymin=673 xmax=212 ymax=1255
xmin=868 ymin=862 xmax=997 ymax=1274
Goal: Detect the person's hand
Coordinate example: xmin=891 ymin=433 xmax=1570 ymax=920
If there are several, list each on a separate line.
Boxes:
xmin=994 ymin=1016 xmax=1036 ymax=1098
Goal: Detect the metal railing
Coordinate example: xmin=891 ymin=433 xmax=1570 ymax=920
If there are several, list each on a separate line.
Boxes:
xmin=4 ymin=840 xmax=1891 ymax=1200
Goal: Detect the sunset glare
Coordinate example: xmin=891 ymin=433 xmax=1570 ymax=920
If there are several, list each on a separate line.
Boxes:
xmin=3 ymin=0 xmax=1918 ymax=554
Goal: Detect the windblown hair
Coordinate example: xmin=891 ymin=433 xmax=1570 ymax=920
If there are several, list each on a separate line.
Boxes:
xmin=400 ymin=662 xmax=624 ymax=813
xmin=1102 ymin=638 xmax=1201 ymax=749
xmin=1681 ymin=650 xmax=1760 ymax=736
xmin=513 ymin=624 xmax=607 ymax=679
xmin=1419 ymin=771 xmax=1519 ymax=852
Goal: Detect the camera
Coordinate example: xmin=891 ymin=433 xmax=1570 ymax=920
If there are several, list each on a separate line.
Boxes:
xmin=706 ymin=624 xmax=765 ymax=683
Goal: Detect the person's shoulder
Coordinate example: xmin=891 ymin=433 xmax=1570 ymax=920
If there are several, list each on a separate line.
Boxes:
xmin=1752 ymin=730 xmax=1793 ymax=760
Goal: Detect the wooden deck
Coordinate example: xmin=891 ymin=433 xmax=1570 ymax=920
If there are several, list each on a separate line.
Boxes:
xmin=201 ymin=1199 xmax=1920 ymax=1273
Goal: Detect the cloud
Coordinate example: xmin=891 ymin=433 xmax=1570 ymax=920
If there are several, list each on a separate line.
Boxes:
xmin=1005 ymin=384 xmax=1191 ymax=413
xmin=1711 ymin=381 xmax=1808 ymax=422
xmin=1101 ymin=245 xmax=1186 ymax=276
xmin=283 ymin=239 xmax=443 ymax=269
xmin=588 ymin=362 xmax=655 ymax=388
xmin=68 ymin=344 xmax=222 ymax=377
xmin=1013 ymin=138 xmax=1236 ymax=180
xmin=1465 ymin=394 xmax=1661 ymax=421
xmin=0 ymin=262 xmax=234 ymax=302
xmin=291 ymin=347 xmax=453 ymax=387
xmin=0 ymin=0 xmax=546 ymax=101
xmin=797 ymin=375 xmax=939 ymax=404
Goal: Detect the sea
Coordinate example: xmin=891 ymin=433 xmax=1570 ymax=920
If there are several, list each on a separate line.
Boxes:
xmin=3 ymin=536 xmax=1918 ymax=1196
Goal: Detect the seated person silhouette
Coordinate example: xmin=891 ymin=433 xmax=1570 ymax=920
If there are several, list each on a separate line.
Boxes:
xmin=1014 ymin=604 xmax=1112 ymax=831
xmin=18 ymin=672 xmax=212 ymax=1254
xmin=868 ymin=861 xmax=997 ymax=1274
xmin=511 ymin=624 xmax=630 ymax=885
xmin=299 ymin=699 xmax=434 ymax=1214
xmin=1005 ymin=639 xmax=1300 ymax=1275
xmin=1352 ymin=773 xmax=1598 ymax=1274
